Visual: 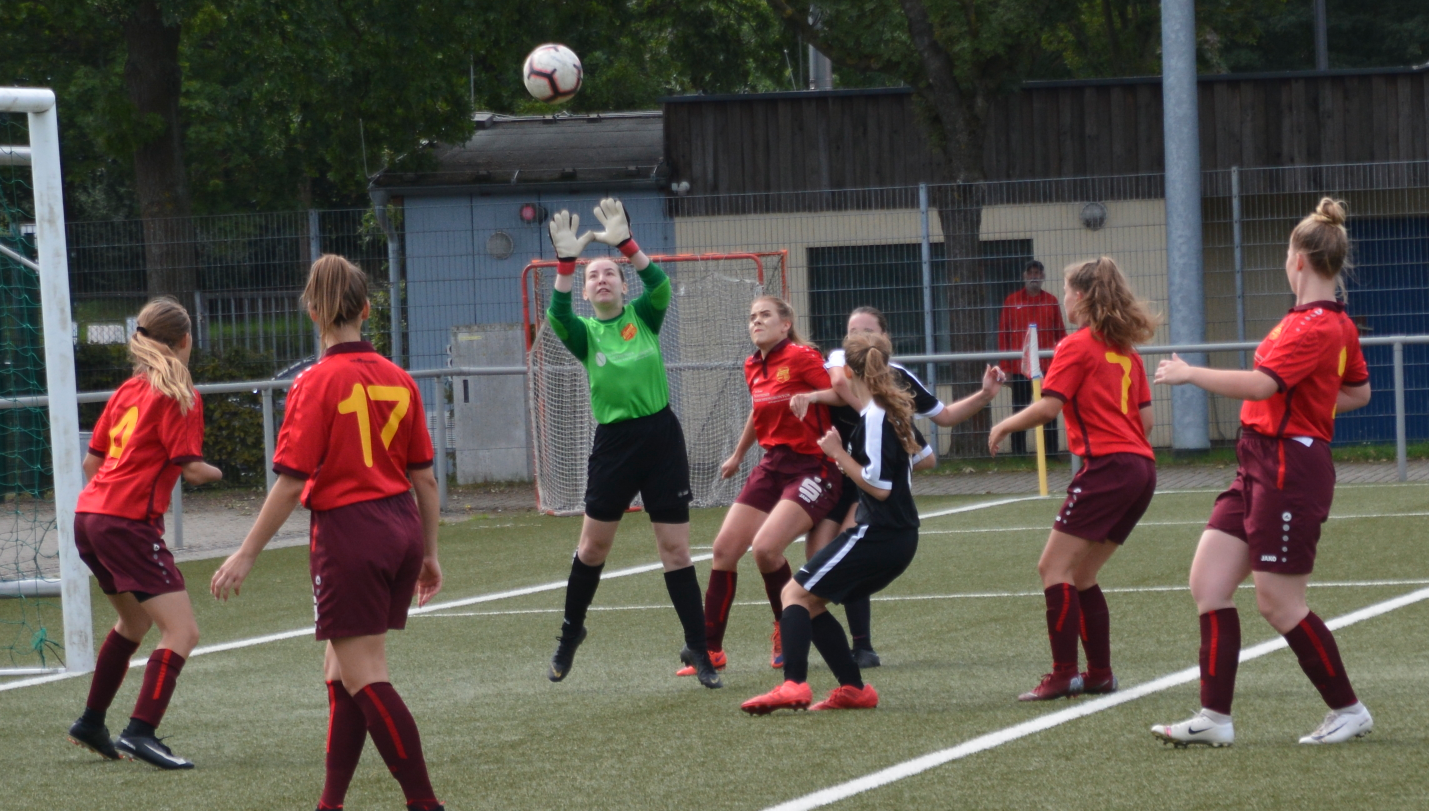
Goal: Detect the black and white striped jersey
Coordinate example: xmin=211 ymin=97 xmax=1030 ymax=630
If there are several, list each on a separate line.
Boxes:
xmin=848 ymin=401 xmax=920 ymax=530
xmin=826 ymin=348 xmax=944 ymax=443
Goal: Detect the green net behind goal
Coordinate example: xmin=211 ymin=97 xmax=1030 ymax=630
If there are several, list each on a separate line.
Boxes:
xmin=0 ymin=110 xmax=64 ymax=671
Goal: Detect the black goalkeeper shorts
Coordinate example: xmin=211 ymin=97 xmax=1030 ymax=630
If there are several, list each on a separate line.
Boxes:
xmin=584 ymin=406 xmax=693 ymax=523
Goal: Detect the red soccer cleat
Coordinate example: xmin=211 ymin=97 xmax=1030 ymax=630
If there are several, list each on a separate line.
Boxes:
xmin=810 ymin=683 xmax=879 ymax=711
xmin=770 ymin=622 xmax=784 ymax=669
xmin=1018 ymin=671 xmax=1084 ymax=701
xmin=675 ymin=648 xmax=727 ymax=676
xmin=1080 ymin=669 xmax=1118 ymax=695
xmin=741 ymin=680 xmax=812 ymax=715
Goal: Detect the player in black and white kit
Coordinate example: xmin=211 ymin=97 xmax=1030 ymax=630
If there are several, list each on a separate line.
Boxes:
xmin=742 ymin=331 xmax=927 ymax=713
xmin=791 ymin=306 xmax=1002 ymax=666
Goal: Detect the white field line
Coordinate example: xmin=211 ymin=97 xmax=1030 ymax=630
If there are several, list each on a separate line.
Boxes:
xmin=0 ymin=494 xmax=1031 ymax=694
xmin=921 ymin=511 xmax=1429 ymax=535
xmin=416 ymin=579 xmax=1429 ymax=618
xmin=761 ymin=585 xmax=1429 ymax=811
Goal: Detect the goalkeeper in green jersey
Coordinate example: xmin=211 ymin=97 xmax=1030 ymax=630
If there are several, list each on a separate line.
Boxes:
xmin=543 ymin=198 xmax=721 ymax=689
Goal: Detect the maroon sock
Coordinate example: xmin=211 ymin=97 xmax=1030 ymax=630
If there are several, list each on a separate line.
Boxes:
xmin=86 ymin=629 xmax=141 ymax=716
xmin=319 ymin=681 xmax=367 ymax=810
xmin=1284 ymin=612 xmax=1358 ymax=710
xmin=130 ymin=648 xmax=185 ymax=728
xmin=704 ymin=570 xmax=737 ymax=653
xmin=1043 ymin=584 xmax=1081 ymax=674
xmin=1077 ymin=585 xmax=1111 ymax=674
xmin=352 ymin=683 xmax=439 ymax=810
xmin=1198 ymin=608 xmax=1241 ymax=715
xmin=761 ymin=561 xmax=792 ymax=621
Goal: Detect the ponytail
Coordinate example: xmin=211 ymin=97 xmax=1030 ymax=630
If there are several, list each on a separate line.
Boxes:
xmin=752 ymin=295 xmax=816 ymax=350
xmin=129 ymin=297 xmax=195 ymax=413
xmin=303 ymin=254 xmax=369 ymax=339
xmin=1064 ymin=257 xmax=1159 ymax=351
xmin=842 ymin=332 xmax=920 ymax=455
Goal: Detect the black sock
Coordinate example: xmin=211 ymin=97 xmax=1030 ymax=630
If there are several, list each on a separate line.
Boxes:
xmin=79 ymin=707 xmax=106 ymax=727
xmin=811 ymin=611 xmax=863 ymax=688
xmin=561 ymin=553 xmax=604 ymax=638
xmin=780 ymin=605 xmax=813 ymax=683
xmin=845 ymin=595 xmax=873 ymax=651
xmin=663 ymin=566 xmax=707 ymax=652
xmin=122 ymin=718 xmax=156 ymax=738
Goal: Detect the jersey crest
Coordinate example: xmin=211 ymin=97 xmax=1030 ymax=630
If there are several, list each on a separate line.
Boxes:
xmin=775 ymin=366 xmax=791 ymax=383
xmin=621 ymin=322 xmax=638 ymax=341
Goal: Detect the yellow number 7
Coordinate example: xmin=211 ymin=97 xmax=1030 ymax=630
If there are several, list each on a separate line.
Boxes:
xmin=1105 ymin=352 xmax=1133 ymax=414
xmin=337 ymin=384 xmax=413 ymax=467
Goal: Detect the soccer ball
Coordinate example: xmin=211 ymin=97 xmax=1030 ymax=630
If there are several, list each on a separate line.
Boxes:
xmin=523 ymin=44 xmax=582 ymax=104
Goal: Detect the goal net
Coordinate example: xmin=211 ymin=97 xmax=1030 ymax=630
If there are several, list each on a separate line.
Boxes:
xmin=0 ymin=90 xmax=91 ymax=676
xmin=523 ymin=252 xmax=787 ymax=515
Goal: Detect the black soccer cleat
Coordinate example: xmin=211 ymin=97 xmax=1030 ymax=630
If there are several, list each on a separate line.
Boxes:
xmin=67 ymin=717 xmax=121 ymax=760
xmin=679 ymin=646 xmax=724 ymax=689
xmin=115 ymin=733 xmax=195 ymax=770
xmin=547 ymin=626 xmax=588 ymax=682
xmin=853 ymin=647 xmax=882 ymax=669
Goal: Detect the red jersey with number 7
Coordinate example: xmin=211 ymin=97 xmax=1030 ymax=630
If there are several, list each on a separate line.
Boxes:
xmin=77 ymin=376 xmax=205 ymax=522
xmin=272 ymin=341 xmax=434 ymax=511
xmin=1041 ymin=327 xmax=1154 ymax=460
xmin=1241 ymin=300 xmax=1367 ymax=442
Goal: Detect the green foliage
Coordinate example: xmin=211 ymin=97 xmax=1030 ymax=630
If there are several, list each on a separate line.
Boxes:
xmin=189 ymin=346 xmax=273 ymax=487
xmin=1220 ymin=0 xmax=1429 ymax=72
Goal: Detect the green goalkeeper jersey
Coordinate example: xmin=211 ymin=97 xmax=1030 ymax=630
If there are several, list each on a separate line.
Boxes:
xmin=547 ymin=262 xmax=671 ymax=425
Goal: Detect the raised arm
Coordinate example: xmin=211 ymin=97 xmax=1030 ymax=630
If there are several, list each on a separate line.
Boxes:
xmin=932 ymin=365 xmax=1005 ymax=427
xmin=547 ymin=210 xmax=593 ymax=360
xmin=1155 ymin=353 xmax=1278 ymax=401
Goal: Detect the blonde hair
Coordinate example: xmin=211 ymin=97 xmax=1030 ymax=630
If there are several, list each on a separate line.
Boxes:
xmin=1064 ymin=257 xmax=1159 ymax=350
xmin=752 ymin=295 xmax=815 ymax=349
xmin=129 ymin=297 xmax=195 ymax=413
xmin=304 ymin=254 xmax=368 ymax=338
xmin=842 ymin=332 xmax=920 ymax=455
xmin=1291 ymin=197 xmax=1351 ymax=279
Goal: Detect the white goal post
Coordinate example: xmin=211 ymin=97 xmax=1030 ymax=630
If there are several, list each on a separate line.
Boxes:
xmin=0 ymin=88 xmax=93 ymax=675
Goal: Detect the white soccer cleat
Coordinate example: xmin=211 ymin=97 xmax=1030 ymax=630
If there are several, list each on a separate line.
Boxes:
xmin=1299 ymin=704 xmax=1373 ymax=744
xmin=1151 ymin=709 xmax=1234 ymax=748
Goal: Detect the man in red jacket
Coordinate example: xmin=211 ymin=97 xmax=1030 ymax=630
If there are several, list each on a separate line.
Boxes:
xmin=997 ymin=260 xmax=1066 ymax=455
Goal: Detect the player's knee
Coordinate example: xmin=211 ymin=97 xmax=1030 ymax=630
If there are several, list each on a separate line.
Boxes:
xmin=751 ymin=544 xmax=785 ymax=572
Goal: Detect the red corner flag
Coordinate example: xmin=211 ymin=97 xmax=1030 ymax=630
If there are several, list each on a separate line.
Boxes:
xmin=1021 ymin=323 xmax=1041 ymax=380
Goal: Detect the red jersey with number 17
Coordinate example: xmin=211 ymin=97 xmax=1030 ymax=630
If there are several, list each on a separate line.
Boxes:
xmin=1242 ymin=300 xmax=1367 ymax=442
xmin=272 ymin=342 xmax=434 ymax=511
xmin=1041 ymin=327 xmax=1154 ymax=460
xmin=77 ymin=376 xmax=205 ymax=522
xmin=745 ymin=339 xmax=832 ymax=457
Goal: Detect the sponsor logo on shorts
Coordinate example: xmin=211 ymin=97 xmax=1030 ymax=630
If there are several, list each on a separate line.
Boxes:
xmin=797 ymin=477 xmax=822 ymax=503
xmin=776 ymin=366 xmax=791 ymax=383
xmin=621 ymin=322 xmax=638 ymax=341
xmin=1261 ymin=555 xmax=1278 ymax=562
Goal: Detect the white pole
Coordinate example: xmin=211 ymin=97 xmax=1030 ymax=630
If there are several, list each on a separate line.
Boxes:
xmin=919 ymin=183 xmax=938 ymax=454
xmin=1162 ymin=0 xmax=1210 ymax=453
xmin=25 ymin=92 xmax=94 ymax=673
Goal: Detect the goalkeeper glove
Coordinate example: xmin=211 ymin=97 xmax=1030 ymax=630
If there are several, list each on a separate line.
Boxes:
xmin=590 ymin=198 xmax=640 ymax=257
xmin=548 ymin=210 xmax=593 ymax=275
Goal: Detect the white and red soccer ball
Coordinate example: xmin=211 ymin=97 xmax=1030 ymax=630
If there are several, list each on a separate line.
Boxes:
xmin=523 ymin=44 xmax=582 ymax=104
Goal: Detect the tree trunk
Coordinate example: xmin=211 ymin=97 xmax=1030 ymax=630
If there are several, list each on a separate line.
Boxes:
xmin=932 ymin=183 xmax=990 ymax=455
xmin=123 ymin=0 xmax=197 ymax=303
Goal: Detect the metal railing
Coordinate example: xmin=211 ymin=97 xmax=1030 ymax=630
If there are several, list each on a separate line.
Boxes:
xmin=3 ymin=335 xmax=1425 ymax=552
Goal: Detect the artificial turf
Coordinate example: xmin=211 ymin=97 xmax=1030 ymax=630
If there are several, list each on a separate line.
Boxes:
xmin=2 ymin=486 xmax=1426 ymax=810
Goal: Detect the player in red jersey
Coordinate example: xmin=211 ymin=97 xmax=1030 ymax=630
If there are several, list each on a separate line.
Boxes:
xmin=682 ymin=296 xmax=842 ymax=676
xmin=1151 ymin=198 xmax=1373 ymax=747
xmin=211 ymin=256 xmax=445 ymax=811
xmin=989 ymin=257 xmax=1159 ymax=701
xmin=65 ymin=297 xmax=222 ymax=769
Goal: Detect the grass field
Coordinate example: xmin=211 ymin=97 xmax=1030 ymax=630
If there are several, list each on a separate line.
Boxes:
xmin=3 ymin=484 xmax=1428 ymax=810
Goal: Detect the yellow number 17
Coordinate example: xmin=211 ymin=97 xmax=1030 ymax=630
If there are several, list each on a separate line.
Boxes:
xmin=1105 ymin=352 xmax=1133 ymax=414
xmin=337 ymin=384 xmax=412 ymax=467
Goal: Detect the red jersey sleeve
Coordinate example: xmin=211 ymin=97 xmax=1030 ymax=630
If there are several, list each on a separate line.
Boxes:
xmin=406 ymin=382 xmax=435 ymax=469
xmin=1133 ymin=352 xmax=1152 ymax=409
xmin=272 ymin=376 xmax=323 ymax=479
xmin=794 ymin=347 xmax=831 ymax=390
xmin=1256 ymin=315 xmax=1331 ymax=392
xmin=997 ymin=298 xmax=1015 ymax=352
xmin=89 ymin=401 xmax=114 ymax=457
xmin=1041 ymin=335 xmax=1088 ymax=402
xmin=1047 ymin=302 xmax=1066 ymax=344
xmin=160 ymin=392 xmax=205 ymax=463
xmin=1341 ymin=325 xmax=1369 ymax=386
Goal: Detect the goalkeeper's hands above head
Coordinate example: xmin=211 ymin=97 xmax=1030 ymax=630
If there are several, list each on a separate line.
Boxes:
xmin=590 ymin=198 xmax=641 ymax=257
xmin=548 ymin=210 xmax=594 ymax=262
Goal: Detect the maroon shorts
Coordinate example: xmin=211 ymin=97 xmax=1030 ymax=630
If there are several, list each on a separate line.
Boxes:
xmin=309 ymin=492 xmax=424 ymax=641
xmin=1208 ymin=430 xmax=1334 ymax=574
xmin=735 ymin=445 xmax=842 ymax=523
xmin=74 ymin=512 xmax=185 ymax=599
xmin=1054 ymin=453 xmax=1157 ymax=544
